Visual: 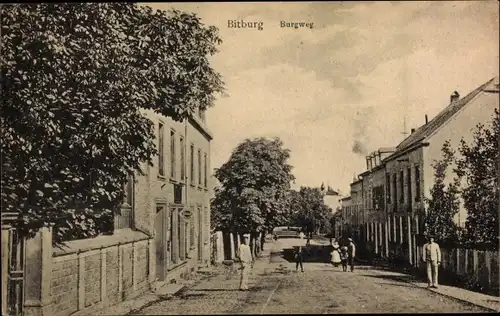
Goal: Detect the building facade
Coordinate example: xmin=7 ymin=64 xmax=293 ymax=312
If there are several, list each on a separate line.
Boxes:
xmin=344 ymin=77 xmax=499 ymax=266
xmin=20 ymin=108 xmax=213 ymax=316
xmin=136 ymin=107 xmax=212 ymax=283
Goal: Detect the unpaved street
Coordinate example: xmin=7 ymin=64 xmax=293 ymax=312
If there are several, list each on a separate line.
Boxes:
xmin=132 ymin=239 xmax=491 ymax=314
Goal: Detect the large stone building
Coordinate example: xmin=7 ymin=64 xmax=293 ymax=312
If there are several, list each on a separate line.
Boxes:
xmin=137 ymin=107 xmax=212 ymax=283
xmin=342 ymin=76 xmax=499 ymax=266
xmin=19 ymin=108 xmax=213 ymax=316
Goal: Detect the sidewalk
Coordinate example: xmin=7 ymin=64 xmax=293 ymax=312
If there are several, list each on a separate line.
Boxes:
xmin=368 ymin=268 xmax=500 ymax=312
xmin=97 ymin=242 xmax=274 ymax=315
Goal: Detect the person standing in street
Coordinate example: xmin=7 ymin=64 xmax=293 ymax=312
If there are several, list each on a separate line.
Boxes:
xmin=237 ymin=234 xmax=253 ymax=291
xmin=347 ymin=238 xmax=356 ymax=272
xmin=422 ymin=236 xmax=441 ymax=288
xmin=340 ymin=246 xmax=349 ymax=272
xmin=330 ymin=239 xmax=341 ymax=268
xmin=294 ymin=244 xmax=305 ymax=272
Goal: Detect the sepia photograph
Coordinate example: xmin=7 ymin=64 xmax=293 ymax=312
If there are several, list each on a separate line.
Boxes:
xmin=1 ymin=1 xmax=499 ymax=315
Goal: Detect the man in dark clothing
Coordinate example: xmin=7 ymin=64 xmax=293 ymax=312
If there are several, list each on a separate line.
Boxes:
xmin=347 ymin=238 xmax=356 ymax=272
xmin=294 ymin=245 xmax=305 ymax=272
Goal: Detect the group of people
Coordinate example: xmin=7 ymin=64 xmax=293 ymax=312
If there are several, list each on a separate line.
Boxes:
xmin=292 ymin=236 xmax=357 ymax=272
xmin=329 ymin=238 xmax=356 ymax=272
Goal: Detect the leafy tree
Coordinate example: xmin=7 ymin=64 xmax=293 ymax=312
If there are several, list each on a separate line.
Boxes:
xmin=1 ymin=3 xmax=224 ymax=245
xmin=423 ymin=141 xmax=461 ymax=246
xmin=292 ymin=186 xmax=331 ymax=237
xmin=455 ymin=108 xmax=499 ymax=250
xmin=211 ymin=137 xmax=295 ymax=237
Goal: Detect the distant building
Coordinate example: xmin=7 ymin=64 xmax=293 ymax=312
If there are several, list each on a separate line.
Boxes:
xmin=322 ymin=184 xmax=343 ymax=214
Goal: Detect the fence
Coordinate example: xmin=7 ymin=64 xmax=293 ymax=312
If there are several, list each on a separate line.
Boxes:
xmin=421 ymin=247 xmax=499 ymax=294
xmin=23 ymin=227 xmax=155 ymax=316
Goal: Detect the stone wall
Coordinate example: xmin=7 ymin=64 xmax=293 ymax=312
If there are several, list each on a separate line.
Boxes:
xmin=24 ymin=228 xmax=154 ymax=316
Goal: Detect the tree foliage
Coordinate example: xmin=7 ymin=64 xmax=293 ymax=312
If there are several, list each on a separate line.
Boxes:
xmin=210 ymin=137 xmax=295 ymax=234
xmin=455 ymin=108 xmax=499 ymax=250
xmin=1 ymin=3 xmax=224 ymax=245
xmin=423 ymin=141 xmax=460 ymax=246
xmin=288 ymin=187 xmax=331 ymax=236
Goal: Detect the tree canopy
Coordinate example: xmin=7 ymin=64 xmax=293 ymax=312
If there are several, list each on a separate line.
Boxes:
xmin=455 ymin=108 xmax=499 ymax=249
xmin=423 ymin=141 xmax=460 ymax=246
xmin=288 ymin=186 xmax=332 ymax=235
xmin=210 ymin=137 xmax=295 ymax=234
xmin=1 ymin=3 xmax=224 ymax=245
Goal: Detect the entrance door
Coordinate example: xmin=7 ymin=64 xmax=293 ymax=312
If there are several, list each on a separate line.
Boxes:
xmin=154 ymin=205 xmax=167 ymax=281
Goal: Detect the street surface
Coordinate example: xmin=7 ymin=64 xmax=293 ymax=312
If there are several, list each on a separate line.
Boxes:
xmin=133 ymin=238 xmax=491 ymax=314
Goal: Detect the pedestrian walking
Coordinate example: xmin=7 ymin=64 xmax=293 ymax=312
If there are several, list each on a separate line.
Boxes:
xmin=237 ymin=234 xmax=253 ymax=291
xmin=422 ymin=236 xmax=441 ymax=288
xmin=330 ymin=240 xmax=341 ymax=267
xmin=294 ymin=245 xmax=305 ymax=272
xmin=340 ymin=246 xmax=349 ymax=272
xmin=347 ymin=238 xmax=356 ymax=272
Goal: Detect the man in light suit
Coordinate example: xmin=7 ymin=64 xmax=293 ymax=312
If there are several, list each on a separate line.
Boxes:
xmin=237 ymin=234 xmax=253 ymax=291
xmin=422 ymin=236 xmax=441 ymax=288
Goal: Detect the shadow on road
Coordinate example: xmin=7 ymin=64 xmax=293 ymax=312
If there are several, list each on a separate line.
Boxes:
xmin=280 ymin=244 xmax=334 ymax=263
xmin=360 ymin=273 xmax=418 ymax=284
xmin=189 ymin=288 xmax=240 ymax=292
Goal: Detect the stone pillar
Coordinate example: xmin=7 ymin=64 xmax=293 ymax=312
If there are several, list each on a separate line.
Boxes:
xmin=100 ymin=247 xmax=107 ymax=302
xmin=215 ymin=231 xmax=224 ymax=263
xmin=24 ymin=227 xmax=53 ymax=316
xmin=407 ymin=216 xmax=413 ymax=265
xmin=399 ymin=216 xmax=403 ymax=245
xmin=392 ymin=216 xmax=396 ymax=242
xmin=415 ymin=216 xmax=420 ymax=265
xmin=374 ymin=222 xmax=379 ymax=254
xmin=384 ymin=220 xmax=389 ymax=257
xmin=148 ymin=239 xmax=155 ymax=286
xmin=229 ymin=233 xmax=235 ymax=260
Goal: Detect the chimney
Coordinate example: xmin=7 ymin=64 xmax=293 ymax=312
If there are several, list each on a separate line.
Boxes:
xmin=450 ymin=91 xmax=460 ymax=103
xmin=411 ymin=128 xmax=416 ymax=134
xmin=366 ymin=157 xmax=370 ymax=170
xmin=425 ymin=114 xmax=428 ymax=124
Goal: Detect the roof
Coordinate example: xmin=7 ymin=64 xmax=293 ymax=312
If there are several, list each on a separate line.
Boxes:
xmin=325 ymin=187 xmax=339 ymax=196
xmin=340 ymin=196 xmax=351 ymax=201
xmin=396 ymin=77 xmax=497 ymax=152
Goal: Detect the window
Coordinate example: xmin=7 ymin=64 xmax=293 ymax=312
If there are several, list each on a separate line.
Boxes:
xmin=180 ymin=137 xmax=185 ymax=181
xmin=204 ymin=153 xmax=208 ymax=188
xmin=174 ymin=184 xmax=183 ymax=204
xmin=415 ymin=165 xmax=421 ymax=202
xmin=190 ymin=144 xmax=195 ymax=185
xmin=198 ymin=149 xmax=202 ymax=186
xmin=392 ymin=174 xmax=397 ymax=208
xmin=407 ymin=167 xmax=412 ymax=208
xmin=170 ymin=130 xmax=176 ymax=179
xmin=399 ymin=170 xmax=404 ymax=203
xmin=158 ymin=122 xmax=165 ymax=176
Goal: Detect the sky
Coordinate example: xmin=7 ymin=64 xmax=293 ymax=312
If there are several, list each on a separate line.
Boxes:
xmin=144 ymin=1 xmax=499 ymax=194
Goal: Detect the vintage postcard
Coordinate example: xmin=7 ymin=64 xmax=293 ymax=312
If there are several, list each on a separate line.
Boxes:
xmin=1 ymin=1 xmax=499 ymax=315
